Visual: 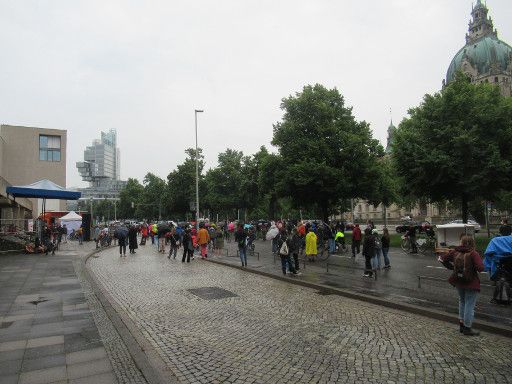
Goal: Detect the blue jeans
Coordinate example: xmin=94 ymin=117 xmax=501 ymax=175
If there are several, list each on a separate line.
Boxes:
xmin=239 ymin=246 xmax=247 ymax=265
xmin=328 ymin=238 xmax=335 ymax=253
xmin=382 ymin=248 xmax=390 ymax=267
xmin=457 ymin=287 xmax=479 ymax=327
xmin=374 ymin=248 xmax=382 ymax=269
xmin=371 ymin=255 xmax=378 ymax=270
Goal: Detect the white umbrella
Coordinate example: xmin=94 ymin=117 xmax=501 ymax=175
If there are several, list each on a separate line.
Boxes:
xmin=266 ymin=226 xmax=279 ymax=240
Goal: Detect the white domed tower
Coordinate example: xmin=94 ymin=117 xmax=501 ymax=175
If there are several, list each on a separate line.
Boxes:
xmin=445 ymin=0 xmax=512 ymax=96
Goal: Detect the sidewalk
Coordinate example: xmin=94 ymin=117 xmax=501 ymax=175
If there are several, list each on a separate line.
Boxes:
xmin=0 ymin=241 xmax=146 ymax=384
xmin=209 ymin=239 xmax=512 ymax=332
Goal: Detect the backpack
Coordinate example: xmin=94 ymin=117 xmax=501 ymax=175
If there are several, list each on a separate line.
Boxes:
xmin=452 ymin=252 xmax=474 ymax=284
xmin=279 ymin=240 xmax=289 ymax=256
xmin=374 ymin=237 xmax=382 ymax=250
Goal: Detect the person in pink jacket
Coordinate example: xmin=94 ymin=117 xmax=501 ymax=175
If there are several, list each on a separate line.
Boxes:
xmin=439 ymin=235 xmax=484 ymax=336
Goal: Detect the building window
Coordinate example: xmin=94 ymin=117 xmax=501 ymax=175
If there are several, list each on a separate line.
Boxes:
xmin=39 ymin=135 xmax=61 ymax=162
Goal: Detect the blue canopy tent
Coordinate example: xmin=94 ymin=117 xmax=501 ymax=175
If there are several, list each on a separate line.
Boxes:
xmin=6 ymin=179 xmax=81 ymax=218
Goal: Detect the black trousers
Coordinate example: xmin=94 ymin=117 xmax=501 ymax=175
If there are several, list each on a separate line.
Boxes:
xmin=352 ymin=240 xmax=361 ymax=256
xmin=364 ymin=254 xmax=373 ymax=276
xmin=182 ymin=248 xmax=193 ymax=262
xmin=292 ymin=253 xmax=300 ymax=271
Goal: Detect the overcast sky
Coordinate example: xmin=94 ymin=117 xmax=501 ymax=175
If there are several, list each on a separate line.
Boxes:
xmin=1 ymin=0 xmax=511 ymax=188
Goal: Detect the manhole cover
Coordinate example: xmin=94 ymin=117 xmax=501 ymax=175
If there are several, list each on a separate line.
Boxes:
xmin=187 ymin=287 xmax=238 ymax=300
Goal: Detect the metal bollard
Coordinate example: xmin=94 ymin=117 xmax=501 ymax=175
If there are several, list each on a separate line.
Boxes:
xmin=418 ymin=276 xmax=421 ymax=288
xmin=326 ymin=263 xmax=329 ymax=273
xmin=374 ymin=270 xmax=377 ymax=281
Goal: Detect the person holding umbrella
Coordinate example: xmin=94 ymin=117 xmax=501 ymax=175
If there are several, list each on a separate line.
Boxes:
xmin=115 ymin=225 xmax=128 ymax=257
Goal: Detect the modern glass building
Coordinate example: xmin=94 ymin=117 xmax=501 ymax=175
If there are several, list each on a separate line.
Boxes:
xmin=77 ymin=129 xmax=120 ymax=185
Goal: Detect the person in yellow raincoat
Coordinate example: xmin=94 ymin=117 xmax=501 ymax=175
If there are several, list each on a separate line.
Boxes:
xmin=305 ymin=227 xmax=317 ymax=261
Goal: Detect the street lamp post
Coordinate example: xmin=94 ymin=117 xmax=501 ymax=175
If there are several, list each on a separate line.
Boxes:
xmin=195 ymin=109 xmax=204 ymax=231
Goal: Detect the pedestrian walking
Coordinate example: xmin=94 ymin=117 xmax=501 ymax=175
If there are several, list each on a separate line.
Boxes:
xmin=382 ymin=228 xmax=391 ymax=269
xmin=61 ymin=224 xmax=67 ymax=243
xmin=198 ymin=223 xmax=210 ymax=259
xmin=182 ymin=229 xmax=194 ymax=263
xmin=235 ymin=224 xmax=248 ymax=267
xmin=140 ymin=223 xmax=148 ymax=245
xmin=439 ymin=235 xmax=484 ymax=336
xmin=116 ymin=226 xmax=128 ymax=257
xmin=157 ymin=223 xmax=169 ymax=253
xmin=351 ymin=224 xmax=362 ymax=257
xmin=305 ymin=227 xmax=317 ymax=262
xmin=362 ymin=228 xmax=376 ymax=277
xmin=373 ymin=229 xmax=382 ymax=270
xmin=128 ymin=225 xmax=138 ymax=254
xmin=168 ymin=228 xmax=180 ymax=259
xmin=94 ymin=225 xmax=100 ymax=249
xmin=78 ymin=225 xmax=84 ymax=245
xmin=276 ymin=228 xmax=297 ymax=275
xmin=407 ymin=224 xmax=418 ymax=253
xmin=290 ymin=227 xmax=302 ymax=272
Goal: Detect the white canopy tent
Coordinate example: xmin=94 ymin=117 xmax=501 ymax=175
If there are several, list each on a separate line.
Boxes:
xmin=58 ymin=211 xmax=83 ymax=234
xmin=436 ymin=224 xmax=475 ymax=248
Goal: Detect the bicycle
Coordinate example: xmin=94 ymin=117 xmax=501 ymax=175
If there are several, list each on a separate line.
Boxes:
xmin=417 ymin=235 xmax=436 ymax=256
xmin=317 ymin=240 xmax=331 ymax=261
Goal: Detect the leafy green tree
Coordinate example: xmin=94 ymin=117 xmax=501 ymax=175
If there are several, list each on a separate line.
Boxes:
xmin=272 ymin=84 xmax=384 ymax=221
xmin=93 ymin=199 xmax=115 ymax=222
xmin=118 ymin=178 xmax=144 ymax=219
xmin=138 ymin=173 xmax=166 ymax=220
xmin=204 ymin=149 xmax=245 ymax=218
xmin=165 ymin=148 xmax=205 ymax=219
xmin=393 ymin=73 xmax=512 ymax=223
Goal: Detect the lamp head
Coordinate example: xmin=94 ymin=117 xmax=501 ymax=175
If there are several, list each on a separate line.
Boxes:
xmin=195 ymin=109 xmax=204 ymax=113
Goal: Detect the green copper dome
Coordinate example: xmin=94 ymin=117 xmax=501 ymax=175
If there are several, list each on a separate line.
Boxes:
xmin=446 ymin=35 xmax=512 ymax=83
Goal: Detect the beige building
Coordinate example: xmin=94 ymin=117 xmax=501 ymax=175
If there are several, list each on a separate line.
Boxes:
xmin=0 ymin=124 xmax=67 ymax=220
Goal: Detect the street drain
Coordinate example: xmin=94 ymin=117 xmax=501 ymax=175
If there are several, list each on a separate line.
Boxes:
xmin=0 ymin=321 xmax=13 ymax=328
xmin=29 ymin=298 xmax=49 ymax=305
xmin=187 ymin=287 xmax=238 ymax=300
xmin=315 ymin=291 xmax=332 ymax=296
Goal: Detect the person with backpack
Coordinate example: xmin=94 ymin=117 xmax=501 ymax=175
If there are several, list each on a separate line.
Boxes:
xmin=235 ymin=224 xmax=248 ymax=267
xmin=439 ymin=235 xmax=484 ymax=336
xmin=276 ymin=228 xmax=297 ymax=275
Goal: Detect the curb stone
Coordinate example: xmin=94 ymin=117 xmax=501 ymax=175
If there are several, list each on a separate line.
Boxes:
xmin=83 ymin=248 xmax=179 ymax=384
xmin=205 ymin=257 xmax=512 ymax=338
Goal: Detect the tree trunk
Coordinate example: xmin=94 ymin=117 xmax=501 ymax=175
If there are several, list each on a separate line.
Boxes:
xmin=321 ymin=201 xmax=329 ymax=223
xmin=461 ymin=194 xmax=469 ymax=224
xmin=269 ymin=194 xmax=277 ymax=220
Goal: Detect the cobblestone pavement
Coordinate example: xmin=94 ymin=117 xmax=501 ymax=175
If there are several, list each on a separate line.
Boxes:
xmin=216 ymin=240 xmax=512 ymax=327
xmin=0 ymin=242 xmax=146 ymax=384
xmin=88 ymin=244 xmax=512 ymax=384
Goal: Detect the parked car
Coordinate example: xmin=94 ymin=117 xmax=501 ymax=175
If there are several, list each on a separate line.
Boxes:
xmin=447 ymin=219 xmax=481 ymax=233
xmin=395 ymin=221 xmax=432 ymax=234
